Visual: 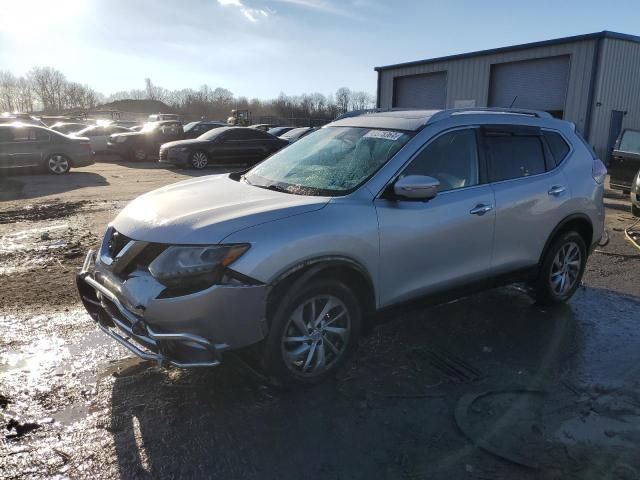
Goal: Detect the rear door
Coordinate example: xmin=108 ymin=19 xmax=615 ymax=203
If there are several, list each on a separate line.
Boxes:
xmin=485 ymin=125 xmax=571 ymax=274
xmin=610 ymin=129 xmax=640 ymax=190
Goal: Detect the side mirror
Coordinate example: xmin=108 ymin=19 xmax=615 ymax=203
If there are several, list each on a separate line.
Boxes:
xmin=393 ymin=175 xmax=440 ymax=201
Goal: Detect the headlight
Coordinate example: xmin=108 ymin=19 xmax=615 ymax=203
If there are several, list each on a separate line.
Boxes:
xmin=176 ymin=147 xmax=190 ymax=152
xmin=148 ymin=244 xmax=249 ymax=287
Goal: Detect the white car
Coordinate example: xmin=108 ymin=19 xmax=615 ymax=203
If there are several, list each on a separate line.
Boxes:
xmin=75 ymin=125 xmax=132 ymax=153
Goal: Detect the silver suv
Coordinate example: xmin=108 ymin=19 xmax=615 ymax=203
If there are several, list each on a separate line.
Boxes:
xmin=77 ymin=108 xmax=606 ymax=383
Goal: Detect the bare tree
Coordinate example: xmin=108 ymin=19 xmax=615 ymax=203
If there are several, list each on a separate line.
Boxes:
xmin=335 ymin=87 xmax=351 ymax=113
xmin=0 ymin=71 xmax=17 ymax=112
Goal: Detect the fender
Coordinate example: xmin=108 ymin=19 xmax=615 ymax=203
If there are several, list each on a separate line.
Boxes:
xmin=538 ymin=213 xmax=593 ymax=265
xmin=268 ymin=255 xmax=377 ymax=312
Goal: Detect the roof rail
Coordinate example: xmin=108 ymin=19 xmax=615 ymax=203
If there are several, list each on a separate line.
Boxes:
xmin=428 ymin=107 xmax=552 ymax=124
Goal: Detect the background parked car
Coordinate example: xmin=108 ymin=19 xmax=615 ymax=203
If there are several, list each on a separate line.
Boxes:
xmin=183 ymin=120 xmax=227 ymax=139
xmin=0 ymin=124 xmax=94 ymax=174
xmin=267 ymin=126 xmax=295 ymax=137
xmin=74 ymin=124 xmax=132 ymax=153
xmin=0 ymin=114 xmax=47 ymax=127
xmin=50 ymin=122 xmax=91 ymax=135
xmin=107 ymin=120 xmax=183 ymax=161
xmin=609 ymin=129 xmax=640 ymax=194
xmin=279 ymin=126 xmax=318 ymax=143
xmin=159 ymin=126 xmax=288 ymax=169
xmin=251 ymin=123 xmax=280 ymax=131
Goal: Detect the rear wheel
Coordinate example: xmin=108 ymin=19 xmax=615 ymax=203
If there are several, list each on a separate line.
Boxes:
xmin=131 ymin=148 xmax=147 ymax=161
xmin=46 ymin=154 xmax=70 ymax=174
xmin=531 ymin=231 xmax=587 ymax=305
xmin=263 ymin=278 xmax=361 ymax=385
xmin=190 ymin=151 xmax=209 ymax=169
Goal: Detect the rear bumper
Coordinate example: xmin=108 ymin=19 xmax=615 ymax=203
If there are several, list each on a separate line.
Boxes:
xmin=72 ymin=152 xmax=95 ymax=167
xmin=77 ymin=249 xmax=268 ymax=368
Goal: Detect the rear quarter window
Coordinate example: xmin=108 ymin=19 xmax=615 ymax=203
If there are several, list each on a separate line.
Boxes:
xmin=543 ymin=131 xmax=570 ymax=166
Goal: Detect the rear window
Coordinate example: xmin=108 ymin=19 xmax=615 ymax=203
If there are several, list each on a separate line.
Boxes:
xmin=485 ymin=134 xmax=546 ymax=182
xmin=543 ymin=131 xmax=570 ymax=166
xmin=619 ymin=130 xmax=640 ymax=154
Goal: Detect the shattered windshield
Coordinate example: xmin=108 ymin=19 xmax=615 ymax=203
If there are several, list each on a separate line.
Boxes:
xmin=244 ymin=126 xmax=412 ymax=195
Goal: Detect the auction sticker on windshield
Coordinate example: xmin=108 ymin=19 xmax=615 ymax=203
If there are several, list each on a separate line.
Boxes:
xmin=363 ymin=130 xmax=404 ymax=141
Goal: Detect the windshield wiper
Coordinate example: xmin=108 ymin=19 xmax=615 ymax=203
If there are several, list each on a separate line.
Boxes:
xmin=258 ymin=184 xmax=292 ymax=194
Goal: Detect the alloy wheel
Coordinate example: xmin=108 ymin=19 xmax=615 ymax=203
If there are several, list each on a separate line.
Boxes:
xmin=134 ymin=149 xmax=146 ymax=161
xmin=281 ymin=295 xmax=351 ymax=377
xmin=549 ymin=241 xmax=582 ymax=296
xmin=48 ymin=155 xmax=69 ymax=174
xmin=191 ymin=152 xmax=208 ymax=169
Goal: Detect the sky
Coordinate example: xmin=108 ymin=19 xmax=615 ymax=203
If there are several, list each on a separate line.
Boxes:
xmin=1 ymin=0 xmax=639 ymax=100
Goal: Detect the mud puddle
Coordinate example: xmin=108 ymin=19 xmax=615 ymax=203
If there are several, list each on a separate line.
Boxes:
xmin=0 ymin=200 xmax=91 ymax=224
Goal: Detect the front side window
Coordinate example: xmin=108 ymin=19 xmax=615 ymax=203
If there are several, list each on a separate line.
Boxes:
xmin=619 ymin=130 xmax=640 ymax=154
xmin=244 ymin=126 xmax=412 ymax=195
xmin=402 ymin=129 xmax=479 ymax=191
xmin=485 ymin=133 xmax=546 ymax=182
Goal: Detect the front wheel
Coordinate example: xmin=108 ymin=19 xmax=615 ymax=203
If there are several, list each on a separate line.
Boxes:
xmin=632 ymin=203 xmax=640 ymax=217
xmin=189 ymin=151 xmax=209 ymax=169
xmin=530 ymin=231 xmax=587 ymax=305
xmin=263 ymin=278 xmax=361 ymax=385
xmin=46 ymin=154 xmax=70 ymax=174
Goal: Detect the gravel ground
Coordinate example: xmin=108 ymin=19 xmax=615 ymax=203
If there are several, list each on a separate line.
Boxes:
xmin=1 ymin=162 xmax=640 ymax=480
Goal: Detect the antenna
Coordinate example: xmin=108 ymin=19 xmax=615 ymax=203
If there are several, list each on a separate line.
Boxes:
xmin=509 ymin=96 xmax=518 ymax=108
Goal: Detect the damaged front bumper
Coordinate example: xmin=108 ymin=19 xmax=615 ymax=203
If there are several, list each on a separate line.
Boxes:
xmin=77 ymin=249 xmax=268 ymax=368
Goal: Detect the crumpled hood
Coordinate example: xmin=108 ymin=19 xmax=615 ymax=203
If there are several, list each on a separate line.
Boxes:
xmin=112 ymin=174 xmax=329 ymax=244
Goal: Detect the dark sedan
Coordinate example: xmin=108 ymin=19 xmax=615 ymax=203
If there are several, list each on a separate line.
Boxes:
xmin=267 ymin=126 xmax=295 ymax=137
xmin=107 ymin=120 xmax=183 ymax=161
xmin=183 ymin=121 xmax=227 ymax=139
xmin=0 ymin=124 xmax=94 ymax=174
xmin=159 ymin=126 xmax=288 ymax=169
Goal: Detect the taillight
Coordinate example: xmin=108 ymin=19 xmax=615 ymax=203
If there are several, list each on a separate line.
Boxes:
xmin=592 ymin=158 xmax=607 ymax=184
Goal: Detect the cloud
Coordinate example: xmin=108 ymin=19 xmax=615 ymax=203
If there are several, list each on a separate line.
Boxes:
xmin=217 ymin=0 xmax=270 ymax=23
xmin=268 ymin=0 xmax=364 ymax=20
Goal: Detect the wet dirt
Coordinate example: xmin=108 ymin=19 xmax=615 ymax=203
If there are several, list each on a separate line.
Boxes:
xmin=1 ymin=164 xmax=639 ymax=479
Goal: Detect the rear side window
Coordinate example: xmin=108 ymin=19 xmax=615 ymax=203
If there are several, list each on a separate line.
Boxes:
xmin=619 ymin=130 xmax=640 ymax=154
xmin=11 ymin=128 xmax=38 ymax=142
xmin=543 ymin=131 xmax=570 ymax=166
xmin=485 ymin=133 xmax=546 ymax=182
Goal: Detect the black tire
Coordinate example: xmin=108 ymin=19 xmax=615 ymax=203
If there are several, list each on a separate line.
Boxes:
xmin=531 ymin=231 xmax=587 ymax=305
xmin=632 ymin=203 xmax=640 ymax=217
xmin=130 ymin=148 xmax=147 ymax=162
xmin=263 ymin=278 xmax=361 ymax=385
xmin=45 ymin=154 xmax=71 ymax=175
xmin=189 ymin=150 xmax=209 ymax=169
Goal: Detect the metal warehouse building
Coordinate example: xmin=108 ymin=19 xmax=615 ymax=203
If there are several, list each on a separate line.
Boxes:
xmin=375 ymin=31 xmax=640 ymax=159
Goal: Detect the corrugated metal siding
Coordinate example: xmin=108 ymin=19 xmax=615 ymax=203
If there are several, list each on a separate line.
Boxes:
xmin=378 ymin=39 xmax=597 ymax=134
xmin=588 ymin=38 xmax=640 ymax=159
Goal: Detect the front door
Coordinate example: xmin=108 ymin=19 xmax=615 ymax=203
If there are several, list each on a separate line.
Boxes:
xmin=375 ymin=128 xmax=495 ymax=307
xmin=8 ymin=127 xmax=47 ymax=168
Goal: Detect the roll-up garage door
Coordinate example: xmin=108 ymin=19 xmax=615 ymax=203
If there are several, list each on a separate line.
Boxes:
xmin=393 ymin=71 xmax=447 ymax=109
xmin=489 ymin=56 xmax=570 ymax=114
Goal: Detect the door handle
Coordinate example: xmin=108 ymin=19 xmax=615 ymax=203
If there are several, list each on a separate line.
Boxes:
xmin=548 ymin=185 xmax=566 ymax=196
xmin=470 ymin=204 xmax=493 ymax=215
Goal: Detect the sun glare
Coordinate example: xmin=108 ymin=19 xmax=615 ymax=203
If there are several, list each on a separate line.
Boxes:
xmin=0 ymin=0 xmax=88 ymax=35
